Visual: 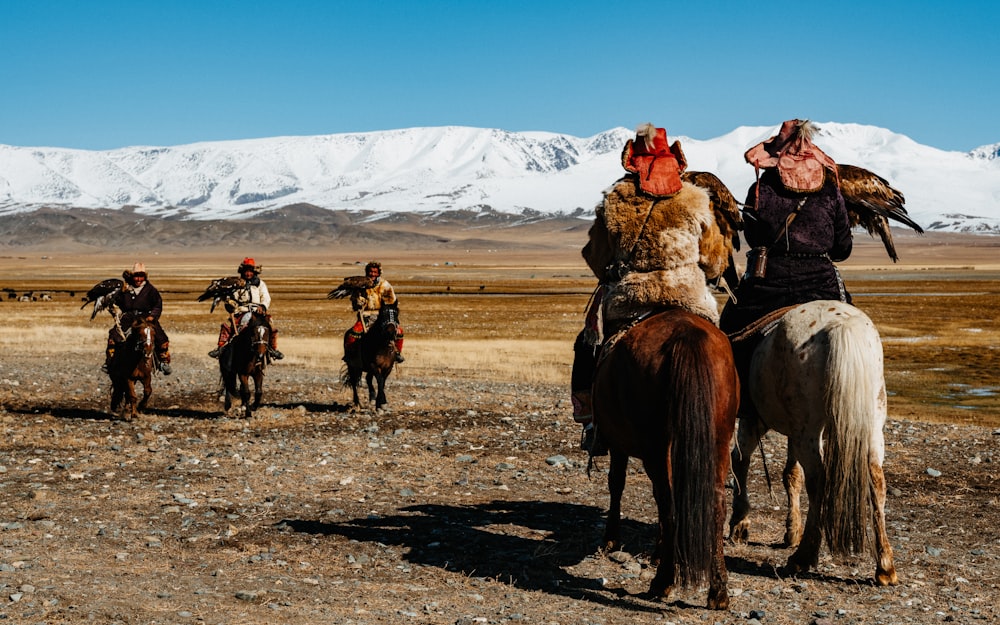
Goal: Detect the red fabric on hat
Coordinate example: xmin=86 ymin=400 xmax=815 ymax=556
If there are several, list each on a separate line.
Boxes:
xmin=623 ymin=127 xmax=684 ymax=197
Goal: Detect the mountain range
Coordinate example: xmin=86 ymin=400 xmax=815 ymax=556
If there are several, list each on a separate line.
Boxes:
xmin=2 ymin=123 xmax=999 ymax=236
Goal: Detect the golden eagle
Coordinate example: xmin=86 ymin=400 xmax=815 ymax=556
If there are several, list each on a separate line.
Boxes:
xmin=837 ymin=164 xmax=923 ymax=262
xmin=197 ymin=276 xmax=246 ymax=313
xmin=80 ymin=278 xmax=124 ymax=320
xmin=327 ymin=276 xmax=373 ymax=300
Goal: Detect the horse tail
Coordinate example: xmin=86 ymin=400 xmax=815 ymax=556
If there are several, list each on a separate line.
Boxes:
xmin=665 ymin=325 xmax=722 ymax=587
xmin=821 ymin=313 xmax=881 ymax=556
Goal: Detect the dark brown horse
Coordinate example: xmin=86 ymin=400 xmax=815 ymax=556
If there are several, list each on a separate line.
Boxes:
xmin=343 ymin=303 xmax=399 ymax=411
xmin=108 ymin=316 xmax=156 ymax=421
xmin=592 ymin=308 xmax=739 ymax=609
xmin=220 ymin=310 xmax=270 ymax=418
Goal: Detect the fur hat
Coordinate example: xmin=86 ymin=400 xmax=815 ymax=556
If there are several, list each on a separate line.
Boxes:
xmin=744 ymin=119 xmax=837 ymax=192
xmin=131 ymin=262 xmax=147 ymax=276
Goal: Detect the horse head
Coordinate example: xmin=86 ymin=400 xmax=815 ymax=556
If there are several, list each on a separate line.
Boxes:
xmin=377 ymin=303 xmax=400 ymax=340
xmin=248 ymin=311 xmax=270 ymax=362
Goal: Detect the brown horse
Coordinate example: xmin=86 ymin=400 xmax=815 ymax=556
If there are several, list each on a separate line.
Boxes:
xmin=108 ymin=316 xmax=156 ymax=421
xmin=592 ymin=308 xmax=739 ymax=609
xmin=220 ymin=310 xmax=270 ymax=418
xmin=343 ymin=303 xmax=399 ymax=411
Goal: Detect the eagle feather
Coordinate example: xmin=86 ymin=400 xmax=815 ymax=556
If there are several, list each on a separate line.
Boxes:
xmin=80 ymin=278 xmax=124 ymax=320
xmin=837 ymin=164 xmax=923 ymax=262
xmin=197 ymin=276 xmax=246 ymax=313
xmin=327 ymin=276 xmax=373 ymax=299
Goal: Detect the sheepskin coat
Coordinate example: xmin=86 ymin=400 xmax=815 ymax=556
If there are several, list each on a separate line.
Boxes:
xmin=583 ymin=177 xmax=729 ymax=328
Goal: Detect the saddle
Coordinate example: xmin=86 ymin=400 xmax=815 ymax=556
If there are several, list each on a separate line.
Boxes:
xmin=727 ymin=305 xmax=798 ymax=344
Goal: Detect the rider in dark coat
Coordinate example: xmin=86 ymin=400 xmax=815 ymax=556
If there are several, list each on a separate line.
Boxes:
xmin=105 ymin=262 xmax=172 ymax=375
xmin=719 ymin=119 xmax=853 ymax=416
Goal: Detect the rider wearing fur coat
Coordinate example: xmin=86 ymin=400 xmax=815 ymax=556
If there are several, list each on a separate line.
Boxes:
xmin=572 ymin=124 xmax=732 ymax=452
xmin=344 ymin=261 xmax=405 ymax=363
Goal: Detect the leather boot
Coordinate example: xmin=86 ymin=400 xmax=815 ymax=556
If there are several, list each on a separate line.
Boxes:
xmin=102 ymin=345 xmax=115 ymax=373
xmin=268 ymin=330 xmax=284 ymax=360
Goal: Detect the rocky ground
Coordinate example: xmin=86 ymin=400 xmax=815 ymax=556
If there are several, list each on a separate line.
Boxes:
xmin=1 ymin=355 xmax=997 ymax=625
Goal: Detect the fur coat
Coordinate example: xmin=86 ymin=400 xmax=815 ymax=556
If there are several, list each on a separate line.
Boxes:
xmin=583 ymin=177 xmax=729 ymax=328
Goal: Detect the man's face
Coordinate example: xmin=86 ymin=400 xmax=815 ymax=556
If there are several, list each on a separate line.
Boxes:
xmin=367 ymin=267 xmax=380 ymax=279
xmin=242 ymin=269 xmax=255 ymax=279
xmin=132 ymin=274 xmax=146 ymax=287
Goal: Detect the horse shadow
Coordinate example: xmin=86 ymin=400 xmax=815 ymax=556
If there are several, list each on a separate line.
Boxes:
xmin=270 ymin=401 xmax=355 ymax=414
xmin=278 ymin=499 xmax=770 ymax=610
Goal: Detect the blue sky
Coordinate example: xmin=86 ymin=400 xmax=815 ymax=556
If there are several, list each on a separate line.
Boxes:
xmin=1 ymin=1 xmax=996 ymax=152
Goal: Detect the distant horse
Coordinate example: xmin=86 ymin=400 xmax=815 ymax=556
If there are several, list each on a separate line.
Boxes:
xmin=728 ymin=300 xmax=898 ymax=586
xmin=108 ymin=316 xmax=156 ymax=421
xmin=220 ymin=310 xmax=270 ymax=419
xmin=592 ymin=308 xmax=739 ymax=609
xmin=343 ymin=303 xmax=399 ymax=411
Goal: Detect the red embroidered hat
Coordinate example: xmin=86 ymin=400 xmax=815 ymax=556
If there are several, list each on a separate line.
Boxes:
xmin=744 ymin=119 xmax=837 ymax=193
xmin=621 ymin=123 xmax=687 ymax=197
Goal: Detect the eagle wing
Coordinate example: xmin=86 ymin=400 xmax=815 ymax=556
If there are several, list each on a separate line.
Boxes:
xmin=328 ymin=275 xmax=373 ymax=299
xmin=837 ymin=164 xmax=923 ymax=262
xmin=197 ymin=276 xmax=246 ymax=312
xmin=682 ymin=170 xmax=744 ymax=289
xmin=681 ymin=170 xmax=743 ymax=251
xmin=80 ymin=278 xmax=124 ymax=320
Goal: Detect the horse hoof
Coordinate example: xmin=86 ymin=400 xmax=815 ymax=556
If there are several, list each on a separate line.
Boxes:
xmin=706 ymin=589 xmax=730 ymax=611
xmin=875 ymin=567 xmax=899 ymax=586
xmin=729 ymin=523 xmax=750 ymax=544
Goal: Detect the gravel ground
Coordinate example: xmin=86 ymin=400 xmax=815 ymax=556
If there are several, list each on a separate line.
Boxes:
xmin=1 ymin=356 xmax=998 ymax=625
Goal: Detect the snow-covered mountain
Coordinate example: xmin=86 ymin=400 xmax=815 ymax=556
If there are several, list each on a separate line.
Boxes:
xmin=1 ymin=123 xmax=998 ymax=234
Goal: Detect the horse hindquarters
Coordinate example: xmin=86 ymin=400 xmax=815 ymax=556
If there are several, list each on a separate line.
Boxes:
xmin=656 ymin=322 xmax=737 ymax=609
xmin=751 ymin=301 xmax=896 ymax=585
xmin=594 ymin=311 xmax=737 ymax=609
xmin=820 ymin=313 xmax=896 ymax=584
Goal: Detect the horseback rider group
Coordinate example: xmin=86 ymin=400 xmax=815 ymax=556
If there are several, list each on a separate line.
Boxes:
xmin=95 ymin=257 xmax=407 ymax=379
xmin=343 ymin=261 xmax=405 ymax=363
xmin=573 ymin=119 xmax=855 ymax=453
xmin=208 ymin=257 xmax=283 ymax=361
xmin=103 ymin=262 xmax=172 ymax=376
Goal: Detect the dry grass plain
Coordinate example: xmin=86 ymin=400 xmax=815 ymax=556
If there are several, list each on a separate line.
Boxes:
xmin=1 ymin=228 xmax=998 ymax=624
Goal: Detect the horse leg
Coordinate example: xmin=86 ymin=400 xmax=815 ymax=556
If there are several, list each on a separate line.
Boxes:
xmin=644 ymin=459 xmax=676 ymax=600
xmin=783 ymin=451 xmax=804 ymax=548
xmin=239 ymin=373 xmax=252 ymax=418
xmin=729 ymin=416 xmax=765 ymax=543
xmin=870 ymin=458 xmax=898 ymax=585
xmin=366 ymin=372 xmax=376 ymax=404
xmin=602 ymin=450 xmax=628 ymax=551
xmin=251 ymin=370 xmax=263 ymax=410
xmin=137 ymin=374 xmax=152 ymax=413
xmin=375 ymin=373 xmax=388 ymax=410
xmin=124 ymin=379 xmax=137 ymax=422
xmin=708 ymin=413 xmax=734 ymax=611
xmin=785 ymin=443 xmax=824 ymax=574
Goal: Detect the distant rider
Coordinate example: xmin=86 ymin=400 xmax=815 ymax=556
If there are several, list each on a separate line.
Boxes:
xmin=344 ymin=261 xmax=405 ymax=363
xmin=104 ymin=262 xmax=172 ymax=375
xmin=208 ymin=257 xmax=284 ymax=360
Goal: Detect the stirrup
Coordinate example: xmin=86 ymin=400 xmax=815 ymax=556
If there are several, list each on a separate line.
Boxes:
xmin=159 ymin=362 xmax=172 ymax=375
xmin=269 ymin=348 xmax=284 ymax=360
xmin=581 ymin=423 xmax=608 ymax=456
xmin=394 ymin=352 xmax=405 ymax=363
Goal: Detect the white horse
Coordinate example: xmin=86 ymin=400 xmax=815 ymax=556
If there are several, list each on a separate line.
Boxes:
xmin=728 ymin=300 xmax=898 ymax=586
